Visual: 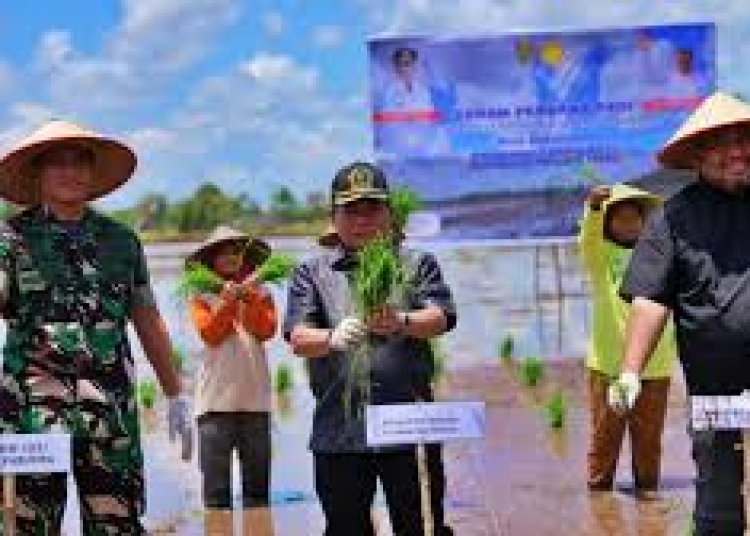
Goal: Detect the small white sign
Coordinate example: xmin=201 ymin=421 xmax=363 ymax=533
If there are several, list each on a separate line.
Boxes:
xmin=691 ymin=392 xmax=750 ymax=431
xmin=366 ymin=401 xmax=485 ymax=447
xmin=0 ymin=433 xmax=71 ymax=474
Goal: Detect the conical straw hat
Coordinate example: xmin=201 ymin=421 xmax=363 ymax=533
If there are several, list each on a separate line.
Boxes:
xmin=658 ymin=92 xmax=750 ymax=169
xmin=186 ymin=226 xmax=271 ymax=269
xmin=0 ymin=119 xmax=137 ymax=206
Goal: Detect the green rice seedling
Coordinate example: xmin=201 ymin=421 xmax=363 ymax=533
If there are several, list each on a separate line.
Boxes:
xmin=176 ymin=262 xmax=224 ymax=298
xmin=543 ymin=389 xmax=567 ymax=429
xmin=519 ymin=356 xmax=544 ymax=387
xmin=352 ymin=235 xmax=406 ymax=318
xmin=138 ymin=380 xmax=158 ymax=410
xmin=499 ymin=334 xmax=514 ymax=364
xmin=274 ymin=363 xmax=294 ymax=395
xmin=388 ymin=186 xmax=423 ymax=231
xmin=256 ymin=252 xmax=296 ymax=284
xmin=428 ymin=338 xmax=447 ymax=384
xmin=345 ymin=234 xmax=408 ymax=414
xmin=171 ymin=347 xmax=187 ymax=374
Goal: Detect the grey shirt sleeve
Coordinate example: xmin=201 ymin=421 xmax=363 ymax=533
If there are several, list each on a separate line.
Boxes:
xmin=283 ymin=261 xmax=323 ymax=340
xmin=619 ymin=207 xmax=676 ymax=307
xmin=411 ymin=252 xmax=457 ymax=331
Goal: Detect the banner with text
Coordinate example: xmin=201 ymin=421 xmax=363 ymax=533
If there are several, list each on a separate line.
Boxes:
xmin=369 ymin=23 xmax=716 ymax=239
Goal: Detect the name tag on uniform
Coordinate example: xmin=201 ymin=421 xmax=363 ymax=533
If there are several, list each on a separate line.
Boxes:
xmin=366 ymin=401 xmax=485 ymax=446
xmin=0 ymin=434 xmax=71 ymax=474
xmin=691 ymin=392 xmax=750 ymax=430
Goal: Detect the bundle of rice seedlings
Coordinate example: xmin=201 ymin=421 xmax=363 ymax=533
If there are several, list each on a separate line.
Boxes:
xmin=171 ymin=347 xmax=187 ymax=374
xmin=345 ymin=234 xmax=408 ymax=415
xmin=256 ymin=252 xmax=296 ymax=284
xmin=428 ymin=338 xmax=447 ymax=384
xmin=138 ymin=380 xmax=158 ymax=410
xmin=543 ymin=389 xmax=567 ymax=429
xmin=274 ymin=362 xmax=294 ymax=395
xmin=176 ymin=262 xmax=223 ymax=298
xmin=352 ymin=234 xmax=406 ymax=318
xmin=388 ymin=186 xmax=423 ymax=232
xmin=519 ymin=356 xmax=544 ymax=387
xmin=499 ymin=334 xmax=514 ymax=364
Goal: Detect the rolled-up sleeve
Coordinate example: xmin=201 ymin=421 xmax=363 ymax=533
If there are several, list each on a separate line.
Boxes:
xmin=412 ymin=252 xmax=457 ymax=331
xmin=0 ymin=234 xmax=14 ymax=307
xmin=131 ymin=239 xmax=156 ymax=310
xmin=619 ymin=207 xmax=676 ymax=307
xmin=283 ymin=261 xmax=322 ymax=341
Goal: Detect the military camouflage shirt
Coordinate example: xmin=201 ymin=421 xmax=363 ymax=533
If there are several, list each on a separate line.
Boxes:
xmin=0 ymin=206 xmax=155 ymax=444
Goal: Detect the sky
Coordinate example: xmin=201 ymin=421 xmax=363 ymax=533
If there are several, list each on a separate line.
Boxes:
xmin=0 ymin=1 xmax=748 ymax=209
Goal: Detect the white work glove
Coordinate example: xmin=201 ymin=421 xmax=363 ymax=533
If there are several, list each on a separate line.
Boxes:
xmin=329 ymin=317 xmax=366 ymax=352
xmin=167 ymin=395 xmax=193 ymax=461
xmin=607 ymin=371 xmax=641 ymax=413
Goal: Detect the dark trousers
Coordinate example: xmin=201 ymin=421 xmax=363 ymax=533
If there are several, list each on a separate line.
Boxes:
xmin=691 ymin=429 xmax=745 ymax=535
xmin=197 ymin=411 xmax=271 ymax=509
xmin=313 ymin=445 xmax=453 ymax=536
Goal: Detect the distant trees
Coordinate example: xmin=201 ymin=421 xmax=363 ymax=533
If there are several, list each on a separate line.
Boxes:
xmin=110 ymin=182 xmax=328 ymax=235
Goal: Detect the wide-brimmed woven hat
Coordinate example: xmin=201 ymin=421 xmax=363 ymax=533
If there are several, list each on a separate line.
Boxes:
xmin=658 ymin=92 xmax=750 ymax=169
xmin=186 ymin=226 xmax=271 ymax=269
xmin=0 ymin=119 xmax=137 ymax=206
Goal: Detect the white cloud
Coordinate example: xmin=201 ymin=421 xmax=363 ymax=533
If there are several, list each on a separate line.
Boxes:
xmin=34 ymin=0 xmax=240 ymax=113
xmin=262 ymin=12 xmax=285 ymax=36
xmin=312 ymin=25 xmax=344 ymax=49
xmin=240 ymin=53 xmax=319 ymax=90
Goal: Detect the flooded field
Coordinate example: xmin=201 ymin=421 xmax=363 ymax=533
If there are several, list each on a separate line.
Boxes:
xmin=32 ymin=238 xmax=694 ymax=535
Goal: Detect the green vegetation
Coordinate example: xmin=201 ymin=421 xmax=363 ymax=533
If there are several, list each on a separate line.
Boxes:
xmin=428 ymin=338 xmax=447 ymax=384
xmin=519 ymin=356 xmax=545 ymax=387
xmin=499 ymin=334 xmax=515 ymax=364
xmin=274 ymin=363 xmax=294 ymax=395
xmin=388 ymin=186 xmax=422 ymax=231
xmin=256 ymin=253 xmax=296 ymax=284
xmin=543 ymin=390 xmax=567 ymax=429
xmin=172 ymin=347 xmax=187 ymax=374
xmin=176 ymin=263 xmax=224 ymax=298
xmin=138 ymin=380 xmax=158 ymax=410
xmin=110 ymin=182 xmax=329 ymax=239
xmin=352 ymin=235 xmax=406 ymax=318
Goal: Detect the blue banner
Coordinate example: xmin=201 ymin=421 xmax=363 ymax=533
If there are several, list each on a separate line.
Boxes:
xmin=369 ymin=24 xmax=716 ymax=239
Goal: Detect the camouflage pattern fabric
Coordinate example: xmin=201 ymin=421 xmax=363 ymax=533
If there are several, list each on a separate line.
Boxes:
xmin=0 ymin=206 xmax=154 ymax=534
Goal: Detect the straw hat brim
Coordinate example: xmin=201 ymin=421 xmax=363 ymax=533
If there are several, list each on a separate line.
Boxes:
xmin=658 ymin=118 xmax=750 ymax=170
xmin=0 ymin=130 xmax=136 ymax=206
xmin=657 ymin=92 xmax=750 ymax=170
xmin=187 ymin=236 xmax=271 ymax=269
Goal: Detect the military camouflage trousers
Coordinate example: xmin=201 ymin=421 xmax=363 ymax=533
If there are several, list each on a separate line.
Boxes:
xmin=0 ymin=436 xmax=145 ymax=535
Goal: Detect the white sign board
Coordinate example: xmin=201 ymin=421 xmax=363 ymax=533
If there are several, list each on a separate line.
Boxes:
xmin=366 ymin=401 xmax=485 ymax=447
xmin=0 ymin=434 xmax=71 ymax=474
xmin=691 ymin=392 xmax=750 ymax=431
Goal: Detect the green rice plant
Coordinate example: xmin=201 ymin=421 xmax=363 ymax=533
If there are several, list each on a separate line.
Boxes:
xmin=274 ymin=363 xmax=294 ymax=395
xmin=171 ymin=347 xmax=187 ymax=374
xmin=388 ymin=186 xmax=423 ymax=231
xmin=176 ymin=262 xmax=223 ymax=298
xmin=428 ymin=338 xmax=447 ymax=384
xmin=352 ymin=235 xmax=406 ymax=318
xmin=138 ymin=380 xmax=158 ymax=410
xmin=543 ymin=389 xmax=567 ymax=429
xmin=519 ymin=356 xmax=544 ymax=387
xmin=256 ymin=252 xmax=296 ymax=284
xmin=499 ymin=334 xmax=514 ymax=364
xmin=346 ymin=234 xmax=408 ymax=414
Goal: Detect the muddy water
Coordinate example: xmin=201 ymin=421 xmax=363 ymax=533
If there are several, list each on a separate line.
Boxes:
xmin=35 ymin=239 xmax=695 ymax=534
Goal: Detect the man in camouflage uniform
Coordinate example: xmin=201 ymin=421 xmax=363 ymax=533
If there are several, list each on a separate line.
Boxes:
xmin=0 ymin=120 xmax=192 ymax=535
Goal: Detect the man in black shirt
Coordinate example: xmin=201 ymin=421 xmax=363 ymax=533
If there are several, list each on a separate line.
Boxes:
xmin=614 ymin=92 xmax=750 ymax=534
xmin=284 ymin=162 xmax=457 ymax=535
